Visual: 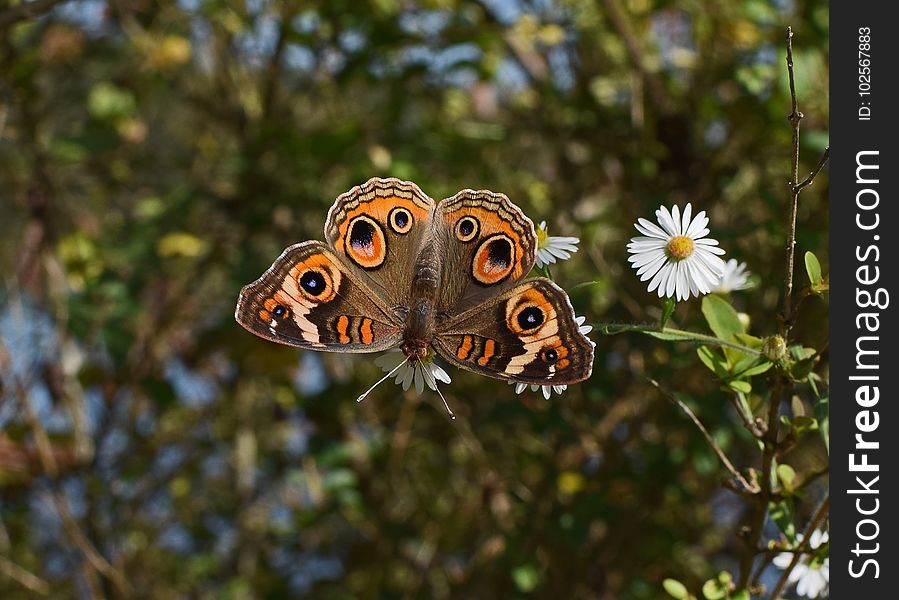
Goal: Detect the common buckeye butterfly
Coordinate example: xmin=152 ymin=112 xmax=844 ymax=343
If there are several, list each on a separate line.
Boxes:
xmin=235 ymin=178 xmax=594 ymax=413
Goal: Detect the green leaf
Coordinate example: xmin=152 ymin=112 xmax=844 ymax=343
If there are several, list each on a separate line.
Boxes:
xmin=731 ymin=591 xmax=750 ymax=600
xmin=734 ymin=333 xmax=763 ymax=349
xmin=737 ymin=361 xmax=773 ymax=378
xmin=728 ymin=380 xmax=752 ymax=393
xmin=663 ymin=578 xmax=689 ymax=599
xmin=660 ymin=297 xmax=677 ymax=329
xmin=770 ymin=500 xmax=797 ymax=541
xmin=805 ymin=251 xmax=822 ymax=284
xmin=512 ymin=564 xmax=540 ymax=593
xmin=697 ymin=346 xmax=729 ymax=378
xmin=702 ymin=295 xmax=744 ymax=340
xmin=702 ymin=578 xmax=727 ymax=600
xmin=777 ymin=464 xmax=797 ymax=491
xmin=816 ymin=395 xmax=830 ymax=454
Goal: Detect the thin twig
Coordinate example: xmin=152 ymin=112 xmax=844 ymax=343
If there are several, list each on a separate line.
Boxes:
xmin=0 ymin=0 xmax=67 ymax=30
xmin=647 ymin=378 xmax=758 ymax=494
xmin=0 ymin=555 xmax=50 ymax=595
xmin=0 ymin=341 xmax=131 ymax=596
xmin=768 ymin=495 xmax=830 ymax=600
xmin=599 ymin=0 xmax=673 ymax=113
xmin=794 ymin=147 xmax=830 ymax=192
xmin=780 ymin=26 xmax=802 ymax=335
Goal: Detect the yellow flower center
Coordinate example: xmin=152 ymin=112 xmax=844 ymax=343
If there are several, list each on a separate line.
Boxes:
xmin=536 ymin=225 xmax=549 ymax=248
xmin=665 ymin=235 xmax=694 ymax=261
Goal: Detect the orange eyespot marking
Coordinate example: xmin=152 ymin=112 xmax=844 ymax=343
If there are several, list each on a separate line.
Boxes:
xmin=336 ymin=315 xmax=351 ymax=344
xmin=388 ymin=207 xmax=414 ymax=234
xmin=456 ymin=335 xmax=474 ymax=360
xmin=359 ymin=318 xmax=374 ymax=344
xmin=455 ymin=216 xmax=480 ymax=242
xmin=345 ymin=214 xmax=386 ymax=269
xmin=258 ymin=309 xmax=272 ymax=321
xmin=472 ymin=234 xmax=515 ymax=285
xmin=506 ymin=288 xmax=555 ymax=335
xmin=290 ymin=255 xmax=340 ymax=304
xmin=478 ymin=339 xmax=495 ymax=366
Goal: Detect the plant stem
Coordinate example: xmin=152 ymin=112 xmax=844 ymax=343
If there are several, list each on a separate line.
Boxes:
xmin=647 ymin=379 xmax=758 ymax=494
xmin=768 ymin=495 xmax=830 ymax=600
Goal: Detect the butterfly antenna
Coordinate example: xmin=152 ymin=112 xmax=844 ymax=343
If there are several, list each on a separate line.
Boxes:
xmin=419 ymin=360 xmax=455 ymax=420
xmin=357 ymin=359 xmax=406 ymax=404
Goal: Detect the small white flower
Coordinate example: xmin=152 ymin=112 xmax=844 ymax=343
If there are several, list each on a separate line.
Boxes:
xmin=712 ymin=258 xmax=753 ymax=293
xmin=512 ymin=381 xmax=568 ymax=400
xmin=373 ymin=350 xmax=451 ymax=395
xmin=365 ymin=348 xmax=456 ymax=418
xmin=509 ymin=315 xmax=593 ymax=398
xmin=772 ymin=529 xmax=829 ymax=599
xmin=535 ymin=221 xmax=580 ymax=268
xmin=626 ymin=203 xmax=726 ymax=301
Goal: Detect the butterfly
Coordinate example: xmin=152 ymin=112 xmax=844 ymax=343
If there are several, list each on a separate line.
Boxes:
xmin=235 ymin=177 xmax=594 ymax=413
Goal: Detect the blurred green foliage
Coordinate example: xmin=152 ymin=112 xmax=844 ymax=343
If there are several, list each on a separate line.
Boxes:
xmin=1 ymin=0 xmax=828 ymax=598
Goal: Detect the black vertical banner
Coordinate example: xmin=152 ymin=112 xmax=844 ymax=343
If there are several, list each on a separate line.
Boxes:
xmin=830 ymin=2 xmax=899 ymax=596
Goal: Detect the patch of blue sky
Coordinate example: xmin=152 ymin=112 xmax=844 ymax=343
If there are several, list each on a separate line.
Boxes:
xmin=157 ymin=523 xmax=195 ymax=555
xmin=164 ymin=357 xmax=218 ymax=408
xmin=478 ymin=0 xmax=524 ymax=26
xmin=236 ymin=12 xmax=281 ymax=67
xmin=338 ymin=29 xmax=367 ymax=54
xmin=398 ymin=9 xmax=452 ymax=38
xmin=495 ymin=57 xmax=531 ymax=93
xmin=295 ymin=352 xmax=328 ymax=396
xmin=548 ymin=45 xmax=575 ymax=91
xmin=292 ymin=10 xmax=321 ymax=35
xmin=52 ymin=0 xmax=108 ymax=36
xmin=284 ymin=44 xmax=316 ymax=73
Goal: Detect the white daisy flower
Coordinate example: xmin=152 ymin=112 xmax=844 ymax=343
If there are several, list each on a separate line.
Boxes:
xmin=772 ymin=529 xmax=829 ymax=599
xmin=509 ymin=315 xmax=594 ymax=398
xmin=361 ymin=348 xmax=455 ymax=418
xmin=712 ymin=258 xmax=753 ymax=293
xmin=535 ymin=221 xmax=580 ymax=268
xmin=627 ymin=203 xmax=726 ymax=301
xmin=512 ymin=381 xmax=568 ymax=400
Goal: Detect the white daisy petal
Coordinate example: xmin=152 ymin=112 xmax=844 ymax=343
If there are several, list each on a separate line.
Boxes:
xmin=657 ymin=206 xmax=679 ymax=236
xmin=637 ymin=252 xmax=668 ymax=280
xmin=685 ymin=212 xmax=708 ymax=237
xmin=681 ymin=203 xmax=692 ymax=234
xmin=635 ymin=218 xmax=670 ymax=239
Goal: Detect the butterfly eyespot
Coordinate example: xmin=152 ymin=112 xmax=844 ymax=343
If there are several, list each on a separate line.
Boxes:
xmin=388 ymin=207 xmax=413 ymax=234
xmin=455 ymin=216 xmax=480 ymax=242
xmin=345 ymin=215 xmax=387 ymax=269
xmin=472 ymin=234 xmax=515 ymax=285
xmin=542 ymin=347 xmax=559 ymax=364
xmin=300 ymin=270 xmax=327 ymax=296
xmin=272 ymin=305 xmax=287 ymax=318
xmin=516 ymin=306 xmax=544 ymax=331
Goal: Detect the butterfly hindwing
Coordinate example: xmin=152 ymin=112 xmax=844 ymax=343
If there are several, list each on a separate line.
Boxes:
xmin=235 ymin=241 xmax=402 ymax=352
xmin=433 ymin=278 xmax=594 ymax=385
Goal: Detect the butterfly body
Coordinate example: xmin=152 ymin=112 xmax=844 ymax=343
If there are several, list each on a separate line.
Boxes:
xmin=236 ymin=178 xmax=594 ymax=388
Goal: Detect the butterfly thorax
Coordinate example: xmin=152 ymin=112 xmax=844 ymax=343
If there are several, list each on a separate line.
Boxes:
xmin=400 ymin=242 xmax=442 ymax=361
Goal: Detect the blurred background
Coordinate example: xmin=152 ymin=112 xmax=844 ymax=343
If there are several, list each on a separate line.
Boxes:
xmin=1 ymin=0 xmax=829 ymax=598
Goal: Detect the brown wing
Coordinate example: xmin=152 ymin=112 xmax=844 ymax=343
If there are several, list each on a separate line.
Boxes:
xmin=324 ymin=177 xmax=436 ymax=308
xmin=235 ymin=241 xmax=402 ymax=352
xmin=434 ymin=189 xmax=537 ymax=317
xmin=433 ymin=278 xmax=594 ymax=385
